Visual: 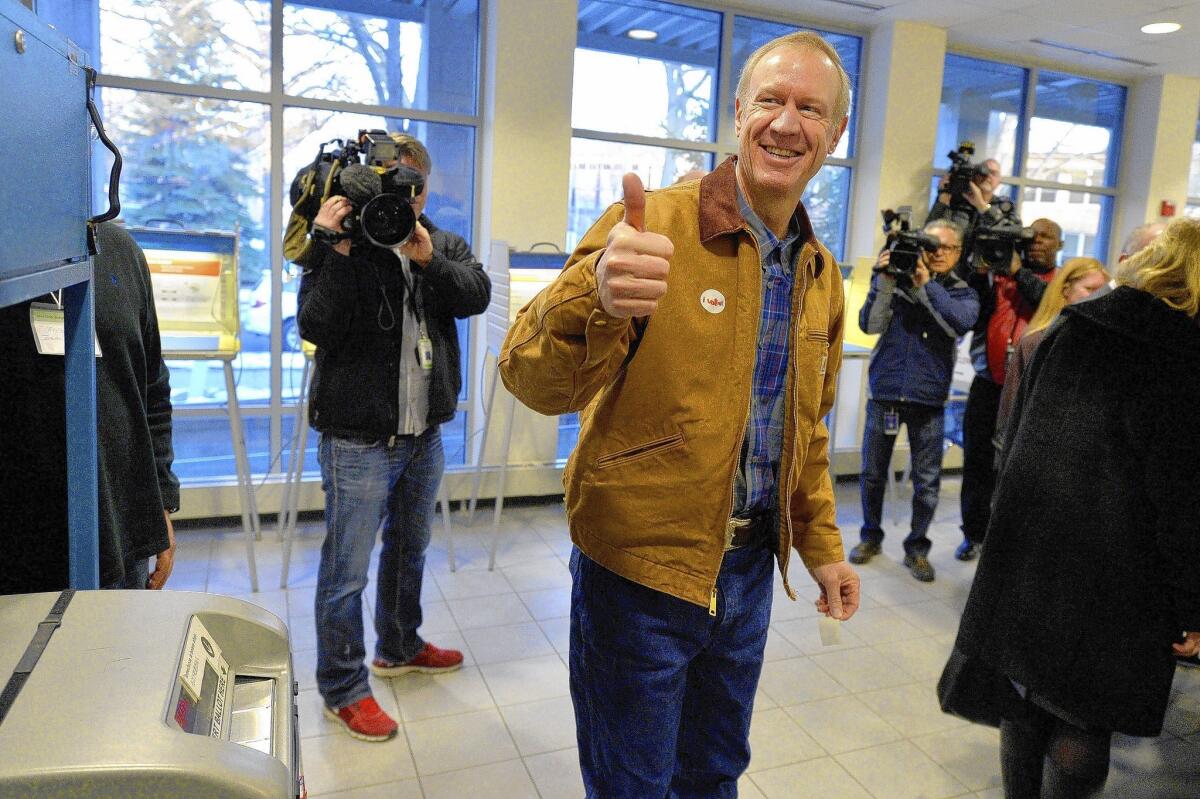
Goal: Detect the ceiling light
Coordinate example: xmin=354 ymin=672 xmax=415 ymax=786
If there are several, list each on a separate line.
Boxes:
xmin=1140 ymin=22 xmax=1181 ymax=34
xmin=626 ymin=28 xmax=657 ymax=41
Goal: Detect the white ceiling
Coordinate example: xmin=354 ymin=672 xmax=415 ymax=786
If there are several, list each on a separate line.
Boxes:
xmin=740 ymin=0 xmax=1200 ymax=81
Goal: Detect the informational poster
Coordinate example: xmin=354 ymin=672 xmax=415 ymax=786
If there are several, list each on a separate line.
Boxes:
xmin=144 ymin=249 xmax=223 ymax=325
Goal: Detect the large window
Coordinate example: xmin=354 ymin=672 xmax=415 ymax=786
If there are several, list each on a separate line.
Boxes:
xmin=934 ymin=55 xmax=1125 ymax=263
xmin=564 ymin=1 xmax=861 ymax=453
xmin=567 ymin=1 xmax=860 ymax=258
xmin=40 ymin=0 xmax=482 ymax=482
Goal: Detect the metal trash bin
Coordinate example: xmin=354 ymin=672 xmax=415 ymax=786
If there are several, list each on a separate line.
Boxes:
xmin=0 ymin=590 xmax=304 ymax=798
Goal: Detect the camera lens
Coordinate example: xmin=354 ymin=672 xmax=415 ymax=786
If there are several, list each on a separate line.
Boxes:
xmin=360 ymin=195 xmax=416 ymax=248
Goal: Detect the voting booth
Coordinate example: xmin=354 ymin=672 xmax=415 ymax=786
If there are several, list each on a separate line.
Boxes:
xmin=0 ymin=591 xmax=303 ymax=798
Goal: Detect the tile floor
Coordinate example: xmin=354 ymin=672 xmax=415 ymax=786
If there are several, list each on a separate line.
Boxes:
xmin=169 ymin=477 xmax=1200 ymax=798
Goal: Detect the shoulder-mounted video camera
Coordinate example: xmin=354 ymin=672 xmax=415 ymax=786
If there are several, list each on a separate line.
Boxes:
xmin=974 ymin=222 xmax=1035 ymax=275
xmin=288 ymin=129 xmax=424 ymax=253
xmin=880 ymin=206 xmax=940 ymax=279
xmin=944 ymin=141 xmax=992 ymax=208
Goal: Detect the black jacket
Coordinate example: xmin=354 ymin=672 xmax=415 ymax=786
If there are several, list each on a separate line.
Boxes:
xmin=950 ymin=287 xmax=1200 ymax=736
xmin=0 ymin=222 xmax=178 ymax=591
xmin=298 ymin=216 xmax=490 ymax=439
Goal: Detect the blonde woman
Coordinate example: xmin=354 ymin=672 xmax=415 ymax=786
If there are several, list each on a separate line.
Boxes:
xmin=940 ymin=217 xmax=1200 ymax=798
xmin=992 ymin=257 xmax=1109 ymax=458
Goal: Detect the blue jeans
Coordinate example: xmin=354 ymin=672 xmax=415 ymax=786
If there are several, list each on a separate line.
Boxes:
xmin=859 ymin=399 xmax=946 ymax=556
xmin=569 ymin=543 xmax=773 ymax=798
xmin=314 ymin=428 xmax=443 ymax=709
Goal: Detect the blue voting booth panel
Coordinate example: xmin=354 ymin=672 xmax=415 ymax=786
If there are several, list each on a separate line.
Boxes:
xmin=0 ymin=1 xmax=91 ymax=289
xmin=0 ymin=0 xmax=99 ymax=588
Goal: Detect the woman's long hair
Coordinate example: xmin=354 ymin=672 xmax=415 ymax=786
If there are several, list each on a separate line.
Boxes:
xmin=1126 ymin=216 xmax=1200 ymax=319
xmin=1024 ymin=257 xmax=1109 ymax=336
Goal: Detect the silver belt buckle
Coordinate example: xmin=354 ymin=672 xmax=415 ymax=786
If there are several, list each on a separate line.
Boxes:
xmin=724 ymin=517 xmax=751 ymax=551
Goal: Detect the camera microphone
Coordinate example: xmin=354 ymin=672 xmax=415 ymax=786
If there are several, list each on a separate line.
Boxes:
xmin=338 ymin=163 xmax=383 ymax=206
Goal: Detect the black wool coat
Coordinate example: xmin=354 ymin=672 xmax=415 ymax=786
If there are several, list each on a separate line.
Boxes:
xmin=951 ymin=287 xmax=1200 ymax=736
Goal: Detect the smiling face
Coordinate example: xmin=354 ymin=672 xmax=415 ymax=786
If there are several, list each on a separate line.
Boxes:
xmin=734 ymin=44 xmax=847 ymax=230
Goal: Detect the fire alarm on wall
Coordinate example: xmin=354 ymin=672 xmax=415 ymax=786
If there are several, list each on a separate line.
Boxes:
xmin=1160 ymin=200 xmax=1177 ymax=217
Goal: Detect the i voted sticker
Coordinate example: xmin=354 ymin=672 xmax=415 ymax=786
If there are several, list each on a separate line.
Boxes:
xmin=700 ymin=289 xmax=726 ymax=314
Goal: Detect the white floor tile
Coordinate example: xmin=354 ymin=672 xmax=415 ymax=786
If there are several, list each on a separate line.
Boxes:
xmin=420 ymin=758 xmax=539 ymax=799
xmin=299 ymin=728 xmax=415 ymax=795
xmin=404 ymin=707 xmax=520 ymax=775
xmin=758 ymin=656 xmax=849 ymax=707
xmin=447 ymin=593 xmax=535 ymax=630
xmin=836 ymin=739 xmax=968 ymax=799
xmin=500 ymin=695 xmax=579 ymax=756
xmin=746 ymin=707 xmax=827 ymax=772
xmin=518 ymin=586 xmax=572 ymax=620
xmin=785 ymin=695 xmax=904 ymax=755
xmin=810 ymin=646 xmax=917 ymax=693
xmin=911 ymin=724 xmax=1003 ymax=792
xmin=479 ymin=653 xmax=570 ymax=706
xmin=857 ymin=682 xmax=967 ymax=738
xmin=307 ymin=777 xmax=422 ymax=798
xmin=461 ymin=620 xmax=555 ymax=665
xmin=525 ymin=748 xmax=586 ymax=799
xmin=748 ymin=756 xmax=874 ymax=799
xmin=390 ymin=665 xmax=496 ymax=722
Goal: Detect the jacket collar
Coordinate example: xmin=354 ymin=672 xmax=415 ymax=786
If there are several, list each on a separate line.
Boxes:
xmin=1063 ymin=286 xmax=1200 ymax=362
xmin=698 ymin=156 xmax=823 ymax=277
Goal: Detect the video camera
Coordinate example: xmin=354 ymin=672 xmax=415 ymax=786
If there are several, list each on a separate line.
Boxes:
xmin=944 ymin=141 xmax=992 ymax=207
xmin=880 ymin=207 xmax=940 ymax=280
xmin=289 ymin=129 xmax=424 ymax=250
xmin=974 ymin=223 xmax=1035 ymax=275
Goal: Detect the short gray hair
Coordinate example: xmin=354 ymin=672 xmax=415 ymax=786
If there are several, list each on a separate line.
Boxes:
xmin=924 ymin=218 xmax=963 ymax=245
xmin=734 ymin=31 xmax=852 ymax=128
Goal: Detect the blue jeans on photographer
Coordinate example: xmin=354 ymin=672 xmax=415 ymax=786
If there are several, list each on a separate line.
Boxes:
xmin=314 ymin=427 xmax=443 ymax=710
xmin=859 ymin=399 xmax=946 ymax=556
xmin=569 ymin=539 xmax=773 ymax=798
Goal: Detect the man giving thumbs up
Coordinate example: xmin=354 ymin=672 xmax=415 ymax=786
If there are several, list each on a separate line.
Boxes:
xmin=500 ymin=30 xmax=860 ymax=797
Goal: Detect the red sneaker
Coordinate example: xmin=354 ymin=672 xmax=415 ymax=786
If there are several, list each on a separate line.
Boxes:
xmin=323 ymin=696 xmax=398 ymax=742
xmin=370 ymin=642 xmax=464 ymax=677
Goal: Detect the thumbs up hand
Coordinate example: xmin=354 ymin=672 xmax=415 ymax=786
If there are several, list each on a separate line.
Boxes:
xmin=595 ymin=173 xmax=674 ymax=318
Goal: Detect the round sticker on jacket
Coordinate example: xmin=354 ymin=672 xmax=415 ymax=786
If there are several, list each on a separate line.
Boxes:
xmin=700 ymin=289 xmax=726 ymax=314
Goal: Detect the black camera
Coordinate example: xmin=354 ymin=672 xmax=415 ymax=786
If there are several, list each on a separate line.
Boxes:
xmin=881 ymin=207 xmax=940 ymax=279
xmin=944 ymin=141 xmax=993 ymax=206
xmin=974 ymin=223 xmax=1035 ymax=275
xmin=290 ymin=129 xmax=425 ymax=249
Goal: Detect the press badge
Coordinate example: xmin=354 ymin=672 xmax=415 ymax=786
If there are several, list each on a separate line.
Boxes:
xmin=416 ymin=334 xmax=434 ymax=370
xmin=884 ymin=408 xmax=900 ymax=436
xmin=29 ymin=303 xmax=102 ymax=357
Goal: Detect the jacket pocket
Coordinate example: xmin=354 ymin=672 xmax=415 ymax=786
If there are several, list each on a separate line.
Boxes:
xmin=805 ymin=329 xmax=829 ymax=342
xmin=594 ymin=433 xmax=685 ymax=469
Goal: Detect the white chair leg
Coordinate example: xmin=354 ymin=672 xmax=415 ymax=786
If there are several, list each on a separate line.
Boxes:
xmin=438 ymin=478 xmax=456 ymax=573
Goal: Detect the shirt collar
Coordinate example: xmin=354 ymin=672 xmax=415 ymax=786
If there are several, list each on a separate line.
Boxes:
xmin=736 ymin=184 xmax=803 ymax=262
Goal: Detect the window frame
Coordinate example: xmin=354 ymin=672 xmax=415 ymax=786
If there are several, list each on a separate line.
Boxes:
xmin=568 ymin=2 xmax=861 ymax=259
xmin=83 ymin=0 xmax=487 ymax=483
xmin=932 ymin=52 xmax=1127 ymax=262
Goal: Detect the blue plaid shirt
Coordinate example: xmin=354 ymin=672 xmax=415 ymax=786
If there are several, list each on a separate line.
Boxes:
xmin=733 ymin=190 xmax=806 ymax=516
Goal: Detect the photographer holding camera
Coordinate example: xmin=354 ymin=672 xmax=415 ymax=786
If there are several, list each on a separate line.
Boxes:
xmin=954 ymin=217 xmax=1062 ymax=561
xmin=297 ymin=133 xmax=490 ymax=742
xmin=848 ymin=218 xmax=979 ymax=582
xmin=929 ymin=146 xmax=1020 ymax=264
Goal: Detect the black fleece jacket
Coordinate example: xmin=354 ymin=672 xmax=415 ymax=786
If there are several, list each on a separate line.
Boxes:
xmin=297 ymin=216 xmax=491 ymax=440
xmin=0 ymin=222 xmax=178 ymax=592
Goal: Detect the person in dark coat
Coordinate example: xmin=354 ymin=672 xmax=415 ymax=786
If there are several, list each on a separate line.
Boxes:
xmin=942 ymin=216 xmax=1200 ymax=798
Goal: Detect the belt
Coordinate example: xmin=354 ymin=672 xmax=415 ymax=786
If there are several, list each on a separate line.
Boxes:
xmin=724 ymin=512 xmax=773 ymax=551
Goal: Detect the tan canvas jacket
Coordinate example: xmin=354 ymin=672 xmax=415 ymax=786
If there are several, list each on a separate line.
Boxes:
xmin=499 ymin=157 xmax=846 ymax=608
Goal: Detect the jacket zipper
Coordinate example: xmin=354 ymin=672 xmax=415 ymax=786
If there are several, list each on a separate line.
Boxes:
xmin=779 ymin=250 xmax=813 ymax=602
xmin=713 ymin=229 xmax=761 ymax=618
